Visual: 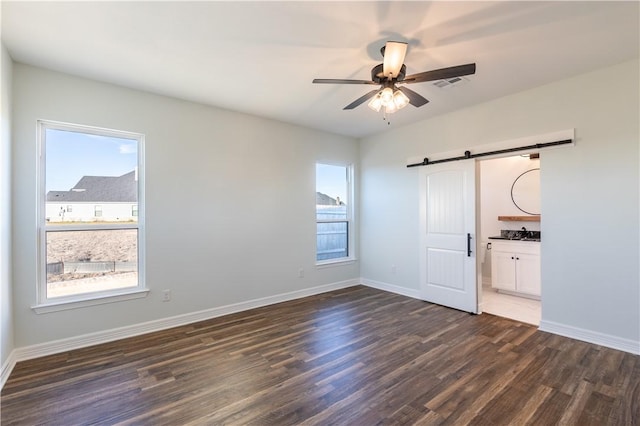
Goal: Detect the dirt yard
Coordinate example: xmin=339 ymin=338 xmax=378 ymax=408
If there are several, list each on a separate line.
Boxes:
xmin=47 ymin=229 xmax=138 ymax=289
xmin=47 ymin=229 xmax=137 ymax=263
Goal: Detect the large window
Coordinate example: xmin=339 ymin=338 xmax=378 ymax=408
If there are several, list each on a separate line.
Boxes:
xmin=316 ymin=163 xmax=353 ymax=263
xmin=37 ymin=121 xmax=146 ymax=310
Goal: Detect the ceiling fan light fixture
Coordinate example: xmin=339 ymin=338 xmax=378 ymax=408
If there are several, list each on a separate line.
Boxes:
xmin=369 ymin=87 xmax=409 ymax=115
xmin=380 ymin=87 xmax=394 ymax=104
xmin=385 ymin=102 xmax=398 ymax=114
xmin=367 ymin=93 xmax=383 ymax=112
xmin=382 ymin=41 xmax=408 ymax=78
xmin=312 ymin=41 xmax=476 ymax=119
xmin=393 ymin=89 xmax=410 ymax=109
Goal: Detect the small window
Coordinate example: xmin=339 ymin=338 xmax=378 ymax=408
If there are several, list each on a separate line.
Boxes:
xmin=38 ymin=120 xmax=146 ymax=309
xmin=316 ymin=163 xmax=353 ymax=263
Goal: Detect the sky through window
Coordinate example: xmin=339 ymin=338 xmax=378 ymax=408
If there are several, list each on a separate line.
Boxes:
xmin=45 ymin=129 xmax=138 ymax=192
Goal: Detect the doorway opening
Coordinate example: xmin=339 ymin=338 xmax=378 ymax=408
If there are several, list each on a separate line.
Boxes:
xmin=478 ymin=154 xmax=541 ymax=325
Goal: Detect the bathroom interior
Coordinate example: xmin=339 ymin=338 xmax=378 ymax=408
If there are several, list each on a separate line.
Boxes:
xmin=479 ymin=153 xmax=541 ymax=325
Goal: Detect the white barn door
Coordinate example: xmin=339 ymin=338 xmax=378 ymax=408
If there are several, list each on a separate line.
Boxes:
xmin=419 ymin=160 xmax=477 ymax=313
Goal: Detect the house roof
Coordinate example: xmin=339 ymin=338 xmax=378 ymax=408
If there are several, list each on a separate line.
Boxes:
xmin=316 ymin=192 xmax=346 ymax=206
xmin=46 ymin=171 xmax=137 ymax=203
xmin=316 ymin=192 xmax=338 ymax=206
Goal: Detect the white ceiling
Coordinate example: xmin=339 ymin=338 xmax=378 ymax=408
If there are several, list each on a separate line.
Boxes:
xmin=2 ymin=1 xmax=639 ymax=138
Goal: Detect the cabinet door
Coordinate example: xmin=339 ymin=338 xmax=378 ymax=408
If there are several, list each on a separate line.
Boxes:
xmin=491 ymin=251 xmax=516 ymax=291
xmin=515 ymin=253 xmax=541 ymax=296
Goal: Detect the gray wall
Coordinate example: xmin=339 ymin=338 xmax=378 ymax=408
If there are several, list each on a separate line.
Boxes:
xmin=6 ymin=58 xmax=640 ymax=353
xmin=1 ymin=44 xmax=14 ymax=368
xmin=360 ymin=59 xmax=639 ymax=345
xmin=11 ymin=64 xmax=359 ymax=347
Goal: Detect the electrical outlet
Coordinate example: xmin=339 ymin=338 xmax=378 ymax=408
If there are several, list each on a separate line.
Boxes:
xmin=391 ymin=264 xmax=397 ymax=274
xmin=298 ymin=268 xmax=304 ymax=278
xmin=162 ymin=289 xmax=171 ymax=302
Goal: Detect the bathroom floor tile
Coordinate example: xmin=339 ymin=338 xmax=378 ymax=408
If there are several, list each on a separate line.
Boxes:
xmin=481 ymin=287 xmax=540 ymax=325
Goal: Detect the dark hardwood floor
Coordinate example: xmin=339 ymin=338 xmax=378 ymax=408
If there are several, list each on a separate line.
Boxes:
xmin=2 ymin=286 xmax=638 ymax=425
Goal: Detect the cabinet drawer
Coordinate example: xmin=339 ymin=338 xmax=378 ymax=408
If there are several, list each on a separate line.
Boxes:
xmin=490 ymin=240 xmax=540 ymax=255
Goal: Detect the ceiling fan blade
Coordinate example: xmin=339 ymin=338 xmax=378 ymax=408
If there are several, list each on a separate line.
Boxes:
xmin=343 ymin=89 xmax=380 ymax=110
xmin=313 ymin=78 xmax=377 ymax=85
xmin=403 ymin=63 xmax=476 ymax=83
xmin=382 ymin=41 xmax=408 ymax=79
xmin=397 ymin=86 xmax=429 ymax=107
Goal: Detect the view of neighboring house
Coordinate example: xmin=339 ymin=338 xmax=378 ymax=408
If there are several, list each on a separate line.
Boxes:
xmin=45 ymin=170 xmax=138 ymax=223
xmin=315 ymin=192 xmax=343 ymax=207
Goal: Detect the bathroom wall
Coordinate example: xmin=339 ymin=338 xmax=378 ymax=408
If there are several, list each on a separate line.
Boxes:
xmin=479 ymin=155 xmax=540 ymax=279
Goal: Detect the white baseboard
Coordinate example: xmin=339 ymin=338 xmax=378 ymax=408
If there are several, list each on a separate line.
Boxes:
xmin=3 ymin=279 xmax=360 ymax=387
xmin=360 ymin=277 xmax=421 ymax=300
xmin=5 ymin=279 xmax=637 ymax=391
xmin=3 ymin=277 xmax=409 ymax=392
xmin=539 ymin=320 xmax=640 ymax=355
xmin=361 ymin=278 xmax=640 ymax=356
xmin=1 ymin=349 xmax=18 ymax=389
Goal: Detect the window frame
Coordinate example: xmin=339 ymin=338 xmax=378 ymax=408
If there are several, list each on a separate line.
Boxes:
xmin=34 ymin=120 xmax=148 ymax=313
xmin=315 ymin=162 xmax=356 ymax=266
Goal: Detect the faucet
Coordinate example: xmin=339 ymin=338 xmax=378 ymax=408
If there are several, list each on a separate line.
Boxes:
xmin=521 ymin=226 xmax=530 ymax=239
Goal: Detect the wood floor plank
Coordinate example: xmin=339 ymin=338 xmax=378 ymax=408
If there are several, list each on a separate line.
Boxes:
xmin=2 ymin=286 xmax=638 ymax=425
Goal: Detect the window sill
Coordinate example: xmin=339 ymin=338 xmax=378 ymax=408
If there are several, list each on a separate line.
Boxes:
xmin=32 ymin=288 xmax=149 ymax=314
xmin=316 ymin=258 xmax=357 ymax=269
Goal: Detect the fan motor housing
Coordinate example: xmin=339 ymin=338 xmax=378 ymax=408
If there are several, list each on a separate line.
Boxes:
xmin=371 ymin=64 xmax=406 ymax=83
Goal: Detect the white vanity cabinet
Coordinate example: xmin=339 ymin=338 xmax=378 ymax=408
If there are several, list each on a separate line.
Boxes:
xmin=490 ymin=240 xmax=540 ymax=297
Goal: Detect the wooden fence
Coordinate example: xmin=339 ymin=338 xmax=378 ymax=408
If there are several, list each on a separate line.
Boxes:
xmin=46 ymin=261 xmax=136 ymax=275
xmin=317 ymin=206 xmax=348 ymax=261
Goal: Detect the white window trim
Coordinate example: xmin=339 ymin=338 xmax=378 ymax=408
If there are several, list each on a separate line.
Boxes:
xmin=315 ymin=162 xmax=356 ymax=266
xmin=34 ymin=120 xmax=147 ymax=313
xmin=32 ymin=288 xmax=150 ymax=314
xmin=316 ymin=258 xmax=357 ymax=268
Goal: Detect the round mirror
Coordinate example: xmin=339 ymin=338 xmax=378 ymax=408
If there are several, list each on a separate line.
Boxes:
xmin=510 ymin=168 xmax=540 ymax=215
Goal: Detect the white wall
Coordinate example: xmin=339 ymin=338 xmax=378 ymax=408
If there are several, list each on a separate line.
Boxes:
xmin=480 ymin=155 xmax=541 ymax=238
xmin=12 ymin=64 xmax=359 ymax=347
xmin=360 ymin=59 xmax=639 ymax=348
xmin=1 ymin=44 xmax=14 ymax=370
xmin=479 ymin=155 xmax=540 ymax=276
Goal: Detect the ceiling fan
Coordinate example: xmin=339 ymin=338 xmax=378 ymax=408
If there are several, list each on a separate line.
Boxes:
xmin=313 ymin=41 xmax=476 ymax=115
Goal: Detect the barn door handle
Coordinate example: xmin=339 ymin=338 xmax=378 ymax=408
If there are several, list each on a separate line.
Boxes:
xmin=467 ymin=233 xmax=472 ymax=257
